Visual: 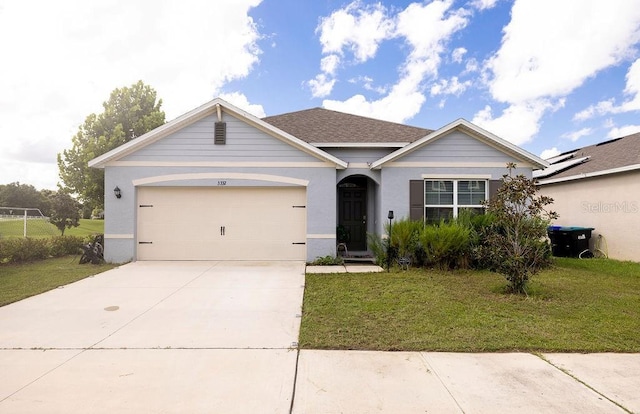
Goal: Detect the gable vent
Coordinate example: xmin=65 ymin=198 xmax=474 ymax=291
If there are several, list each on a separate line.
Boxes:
xmin=214 ymin=122 xmax=226 ymax=145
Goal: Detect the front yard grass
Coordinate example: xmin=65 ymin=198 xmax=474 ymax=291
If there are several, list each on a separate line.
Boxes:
xmin=0 ymin=256 xmax=116 ymax=307
xmin=300 ymin=257 xmax=640 ymax=352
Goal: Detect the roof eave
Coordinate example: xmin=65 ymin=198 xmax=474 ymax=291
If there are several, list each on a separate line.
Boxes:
xmin=369 ymin=118 xmax=548 ymax=170
xmin=89 ymin=98 xmax=348 ymax=170
xmin=537 ymin=163 xmax=640 ymax=185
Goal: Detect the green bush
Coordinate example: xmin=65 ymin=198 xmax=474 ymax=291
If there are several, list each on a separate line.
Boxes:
xmin=419 ymin=219 xmax=472 ymax=270
xmin=309 ymin=255 xmax=344 ymax=266
xmin=0 ymin=235 xmax=86 ymax=264
xmin=388 ymin=218 xmax=422 ymax=263
xmin=367 ymin=232 xmax=388 ymax=267
xmin=48 ymin=236 xmax=84 ymax=257
xmin=478 ymin=163 xmax=557 ymax=294
xmin=0 ymin=238 xmax=49 ymax=263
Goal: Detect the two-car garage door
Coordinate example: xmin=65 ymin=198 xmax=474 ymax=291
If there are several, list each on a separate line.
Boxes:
xmin=137 ymin=187 xmax=307 ymax=260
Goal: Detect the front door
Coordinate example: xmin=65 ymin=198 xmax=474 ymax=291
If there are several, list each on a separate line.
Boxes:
xmin=338 ymin=178 xmax=367 ymax=251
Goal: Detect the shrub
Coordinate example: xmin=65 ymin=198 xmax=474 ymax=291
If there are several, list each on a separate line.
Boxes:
xmin=478 ymin=163 xmax=557 ymax=294
xmin=309 ymin=255 xmax=344 ymax=266
xmin=48 ymin=236 xmax=84 ymax=257
xmin=419 ymin=220 xmax=472 ymax=270
xmin=388 ymin=218 xmax=422 ymax=263
xmin=0 ymin=235 xmax=86 ymax=264
xmin=0 ymin=238 xmax=49 ymax=263
xmin=367 ymin=232 xmax=388 ymax=267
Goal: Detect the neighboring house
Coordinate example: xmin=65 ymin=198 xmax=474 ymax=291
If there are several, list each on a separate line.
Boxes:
xmin=89 ymin=98 xmax=547 ymax=263
xmin=536 ymin=133 xmax=640 ymax=262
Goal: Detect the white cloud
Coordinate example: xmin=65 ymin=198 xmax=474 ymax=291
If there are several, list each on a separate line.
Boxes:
xmin=0 ymin=0 xmax=263 ymax=190
xmin=540 ymin=147 xmax=561 ymax=160
xmin=318 ymin=0 xmax=469 ymax=122
xmin=561 ymin=127 xmax=593 ymax=142
xmin=452 ymin=47 xmax=467 ymax=63
xmin=321 ymin=54 xmax=341 ymax=75
xmin=218 ymin=92 xmax=266 ymax=118
xmin=574 ymin=58 xmax=640 ymax=121
xmin=308 ymin=74 xmax=337 ymax=98
xmin=607 ymin=124 xmax=640 ymax=138
xmin=487 ymin=0 xmax=640 ymax=104
xmin=430 ymin=76 xmax=471 ymax=96
xmin=480 ymin=0 xmax=640 ymax=144
xmin=472 ymin=99 xmax=563 ymax=145
xmin=470 ymin=0 xmax=500 ymax=11
xmin=316 ymin=1 xmax=393 ymax=62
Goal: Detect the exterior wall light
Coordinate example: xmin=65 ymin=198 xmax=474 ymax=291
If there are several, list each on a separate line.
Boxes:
xmin=114 ymin=186 xmax=122 ymax=199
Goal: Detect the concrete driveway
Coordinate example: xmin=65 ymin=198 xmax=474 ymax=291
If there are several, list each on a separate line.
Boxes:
xmin=0 ymin=261 xmax=305 ymax=413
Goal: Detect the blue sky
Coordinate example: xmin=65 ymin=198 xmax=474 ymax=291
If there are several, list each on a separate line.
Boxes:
xmin=1 ymin=0 xmax=640 ymax=190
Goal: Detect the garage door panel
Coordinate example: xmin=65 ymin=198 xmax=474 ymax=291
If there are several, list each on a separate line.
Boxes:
xmin=137 ymin=187 xmax=306 ymax=260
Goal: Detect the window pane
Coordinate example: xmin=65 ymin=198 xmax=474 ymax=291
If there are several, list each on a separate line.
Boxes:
xmin=458 ymin=180 xmax=486 ymax=206
xmin=425 ymin=180 xmax=453 ymax=205
xmin=425 ymin=207 xmax=453 ymax=223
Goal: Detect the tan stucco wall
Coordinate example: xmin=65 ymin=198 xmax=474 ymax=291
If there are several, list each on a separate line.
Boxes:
xmin=539 ymin=172 xmax=640 ymax=262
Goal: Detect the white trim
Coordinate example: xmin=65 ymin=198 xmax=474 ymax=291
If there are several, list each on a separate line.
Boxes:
xmin=107 ymin=161 xmax=333 ymax=168
xmin=306 ymin=234 xmax=335 ymax=239
xmin=312 ymin=142 xmax=408 ymax=148
xmin=89 ymin=98 xmax=348 ymax=169
xmin=347 ymin=163 xmax=371 ymax=169
xmin=537 ymin=163 xmax=640 ymax=185
xmin=386 ymin=161 xmax=527 ymax=168
xmin=132 ymin=172 xmax=309 ymax=186
xmin=370 ymin=118 xmax=548 ymax=170
xmin=421 ymin=174 xmax=491 ymax=179
xmin=104 ymin=234 xmax=134 ymax=239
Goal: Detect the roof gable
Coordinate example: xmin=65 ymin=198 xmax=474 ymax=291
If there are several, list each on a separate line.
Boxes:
xmin=89 ymin=98 xmax=348 ymax=169
xmin=370 ymin=118 xmax=548 ymax=169
xmin=262 ymin=108 xmax=431 ymax=146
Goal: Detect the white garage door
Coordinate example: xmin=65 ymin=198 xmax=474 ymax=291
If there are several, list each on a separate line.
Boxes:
xmin=137 ymin=186 xmax=307 ymax=260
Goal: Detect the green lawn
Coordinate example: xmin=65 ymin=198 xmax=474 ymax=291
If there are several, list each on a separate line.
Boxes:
xmin=0 ymin=256 xmax=116 ymax=307
xmin=300 ymin=258 xmax=640 ymax=352
xmin=0 ymin=218 xmax=103 ymax=239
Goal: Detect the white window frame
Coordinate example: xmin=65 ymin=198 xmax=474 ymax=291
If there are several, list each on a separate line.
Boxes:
xmin=423 ymin=179 xmax=488 ymax=221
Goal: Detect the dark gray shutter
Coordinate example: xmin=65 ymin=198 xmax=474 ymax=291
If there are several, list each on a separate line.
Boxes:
xmin=214 ymin=122 xmax=226 ymax=144
xmin=489 ymin=179 xmax=502 ymax=200
xmin=409 ymin=180 xmax=424 ymax=221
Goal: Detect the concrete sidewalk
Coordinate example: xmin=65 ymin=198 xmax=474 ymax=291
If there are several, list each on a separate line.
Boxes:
xmin=292 ymin=350 xmax=640 ymax=413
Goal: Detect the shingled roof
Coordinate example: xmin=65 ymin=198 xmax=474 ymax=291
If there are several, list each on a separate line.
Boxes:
xmin=262 ymin=107 xmax=432 ymax=145
xmin=537 ymin=132 xmax=640 ymax=183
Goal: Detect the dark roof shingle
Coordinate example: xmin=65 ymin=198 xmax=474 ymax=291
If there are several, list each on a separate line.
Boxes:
xmin=262 ymin=107 xmax=431 ymax=145
xmin=544 ymin=132 xmax=640 ymax=179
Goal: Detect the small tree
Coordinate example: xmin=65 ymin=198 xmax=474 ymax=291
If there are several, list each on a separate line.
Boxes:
xmin=48 ymin=192 xmax=82 ymax=235
xmin=479 ymin=163 xmax=558 ymax=294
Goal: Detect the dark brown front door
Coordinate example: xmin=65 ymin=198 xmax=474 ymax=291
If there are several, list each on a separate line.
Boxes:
xmin=338 ymin=179 xmax=367 ymax=251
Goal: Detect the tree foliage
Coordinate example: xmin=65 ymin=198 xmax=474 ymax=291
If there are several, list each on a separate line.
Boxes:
xmin=0 ymin=182 xmax=50 ymax=214
xmin=57 ymin=80 xmax=165 ymax=210
xmin=47 ymin=192 xmax=82 ymax=235
xmin=478 ymin=163 xmax=558 ymax=294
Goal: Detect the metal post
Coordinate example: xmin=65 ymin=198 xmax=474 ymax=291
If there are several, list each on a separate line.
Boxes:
xmin=387 ymin=210 xmax=394 ymax=272
xmin=23 ymin=210 xmax=27 ymax=238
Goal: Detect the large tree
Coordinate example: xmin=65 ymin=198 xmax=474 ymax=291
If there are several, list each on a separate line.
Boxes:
xmin=57 ymin=81 xmax=165 ymax=210
xmin=0 ymin=182 xmax=50 ymax=214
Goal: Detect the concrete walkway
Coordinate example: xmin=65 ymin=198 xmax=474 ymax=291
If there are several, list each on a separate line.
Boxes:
xmin=1 ymin=261 xmax=639 ymax=413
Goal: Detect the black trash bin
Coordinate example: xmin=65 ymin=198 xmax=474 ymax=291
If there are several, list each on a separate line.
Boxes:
xmin=547 ymin=226 xmax=594 ymax=257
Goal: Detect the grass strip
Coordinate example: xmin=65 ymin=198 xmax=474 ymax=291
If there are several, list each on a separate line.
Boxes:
xmin=300 ymin=258 xmax=640 ymax=352
xmin=0 ymin=256 xmax=116 ymax=307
